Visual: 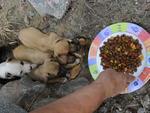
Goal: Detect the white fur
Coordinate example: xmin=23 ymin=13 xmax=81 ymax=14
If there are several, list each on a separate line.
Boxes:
xmin=0 ymin=60 xmax=37 ymax=79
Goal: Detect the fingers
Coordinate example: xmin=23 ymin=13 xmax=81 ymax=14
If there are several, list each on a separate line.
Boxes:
xmin=123 ymin=74 xmax=135 ymax=88
xmin=126 ymin=74 xmax=135 ymax=83
xmin=116 ymin=72 xmax=135 ymax=89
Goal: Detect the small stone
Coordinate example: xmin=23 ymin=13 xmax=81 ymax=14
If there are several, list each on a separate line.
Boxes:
xmin=134 ymin=0 xmax=138 ymax=4
xmin=28 ymin=0 xmax=70 ymax=19
xmin=135 ymin=2 xmax=138 ymax=5
xmin=137 ymin=108 xmax=146 ymax=113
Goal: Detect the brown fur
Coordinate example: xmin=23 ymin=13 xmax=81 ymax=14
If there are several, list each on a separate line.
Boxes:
xmin=19 ymin=27 xmax=69 ymax=57
xmin=53 ymin=39 xmax=69 ymax=56
xmin=46 ymin=32 xmax=70 ymax=56
xmin=19 ymin=27 xmax=49 ymax=52
xmin=57 ymin=55 xmax=68 ymax=64
xmin=13 ymin=45 xmax=51 ymax=64
xmin=31 ymin=59 xmax=60 ymax=83
xmin=47 ymin=32 xmax=62 ymax=50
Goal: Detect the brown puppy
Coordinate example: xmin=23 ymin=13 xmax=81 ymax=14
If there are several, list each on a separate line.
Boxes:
xmin=19 ymin=27 xmax=49 ymax=52
xmin=19 ymin=27 xmax=69 ymax=57
xmin=13 ymin=45 xmax=51 ymax=64
xmin=48 ymin=32 xmax=69 ymax=56
xmin=31 ymin=59 xmax=60 ymax=83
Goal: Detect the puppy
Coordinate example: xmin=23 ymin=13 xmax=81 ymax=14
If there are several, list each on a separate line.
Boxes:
xmin=0 ymin=59 xmax=37 ymax=79
xmin=19 ymin=27 xmax=49 ymax=52
xmin=48 ymin=33 xmax=69 ymax=56
xmin=13 ymin=45 xmax=52 ymax=64
xmin=19 ymin=27 xmax=69 ymax=57
xmin=31 ymin=59 xmax=60 ymax=83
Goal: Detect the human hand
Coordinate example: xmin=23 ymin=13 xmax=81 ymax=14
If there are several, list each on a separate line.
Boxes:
xmin=95 ymin=69 xmax=135 ymax=98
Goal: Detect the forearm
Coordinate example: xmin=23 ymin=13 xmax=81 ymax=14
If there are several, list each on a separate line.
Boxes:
xmin=30 ymin=69 xmax=135 ymax=113
xmin=30 ymin=80 xmax=106 ymax=113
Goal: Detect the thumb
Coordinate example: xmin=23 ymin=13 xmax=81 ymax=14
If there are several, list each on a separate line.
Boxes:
xmin=126 ymin=74 xmax=135 ymax=84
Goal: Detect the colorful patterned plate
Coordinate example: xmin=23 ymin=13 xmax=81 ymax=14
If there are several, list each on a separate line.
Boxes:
xmin=88 ymin=22 xmax=150 ymax=93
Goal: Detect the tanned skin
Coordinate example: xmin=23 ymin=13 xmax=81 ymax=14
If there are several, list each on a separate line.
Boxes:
xmin=30 ymin=69 xmax=135 ymax=113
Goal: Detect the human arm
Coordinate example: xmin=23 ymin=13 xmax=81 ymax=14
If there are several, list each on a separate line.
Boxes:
xmin=30 ymin=69 xmax=135 ymax=113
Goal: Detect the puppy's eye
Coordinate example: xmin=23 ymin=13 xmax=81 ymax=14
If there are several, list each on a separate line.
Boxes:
xmin=30 ymin=66 xmax=33 ymax=70
xmin=47 ymin=73 xmax=51 ymax=76
xmin=20 ymin=71 xmax=23 ymax=75
xmin=6 ymin=73 xmax=12 ymax=78
xmin=20 ymin=61 xmax=24 ymax=65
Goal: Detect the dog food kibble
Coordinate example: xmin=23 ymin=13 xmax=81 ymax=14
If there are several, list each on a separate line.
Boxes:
xmin=100 ymin=35 xmax=143 ymax=74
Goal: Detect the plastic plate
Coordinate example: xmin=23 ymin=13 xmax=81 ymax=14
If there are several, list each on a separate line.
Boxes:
xmin=88 ymin=22 xmax=150 ymax=93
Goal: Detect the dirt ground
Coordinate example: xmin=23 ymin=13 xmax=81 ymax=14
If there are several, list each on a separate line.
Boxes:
xmin=0 ymin=0 xmax=149 ymax=113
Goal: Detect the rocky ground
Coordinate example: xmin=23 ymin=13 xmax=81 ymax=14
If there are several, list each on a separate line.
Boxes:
xmin=0 ymin=0 xmax=149 ymax=113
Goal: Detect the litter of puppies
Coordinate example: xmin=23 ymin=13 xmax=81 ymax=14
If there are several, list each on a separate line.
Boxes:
xmin=0 ymin=27 xmax=91 ymax=84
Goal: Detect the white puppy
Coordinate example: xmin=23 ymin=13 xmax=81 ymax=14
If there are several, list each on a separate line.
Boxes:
xmin=0 ymin=59 xmax=37 ymax=79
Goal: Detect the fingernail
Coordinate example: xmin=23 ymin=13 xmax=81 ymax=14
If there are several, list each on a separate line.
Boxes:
xmin=128 ymin=75 xmax=135 ymax=82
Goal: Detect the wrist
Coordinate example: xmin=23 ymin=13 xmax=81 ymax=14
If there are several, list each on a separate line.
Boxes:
xmin=92 ymin=80 xmax=109 ymax=99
